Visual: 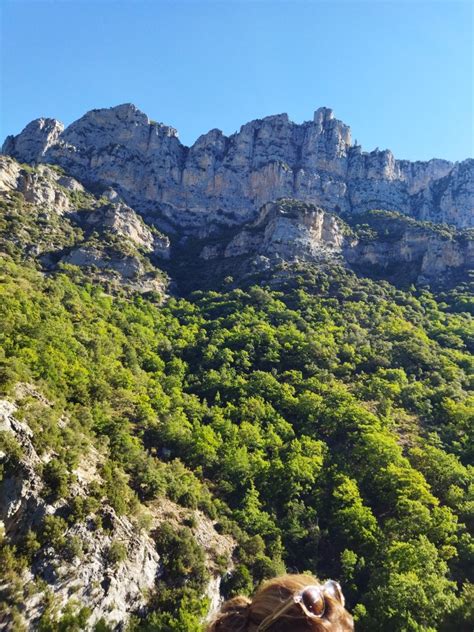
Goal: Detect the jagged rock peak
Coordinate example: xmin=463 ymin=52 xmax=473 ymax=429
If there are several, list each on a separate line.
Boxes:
xmin=314 ymin=106 xmax=336 ymax=125
xmin=77 ymin=103 xmax=151 ymax=129
xmin=2 ymin=117 xmax=64 ymax=163
xmin=67 ymin=102 xmax=179 ymax=136
xmin=2 ymin=104 xmax=355 ymax=155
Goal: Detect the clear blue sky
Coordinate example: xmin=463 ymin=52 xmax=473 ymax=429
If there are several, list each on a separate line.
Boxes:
xmin=1 ymin=0 xmax=473 ymax=161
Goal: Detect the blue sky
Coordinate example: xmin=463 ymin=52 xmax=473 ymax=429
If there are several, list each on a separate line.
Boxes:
xmin=1 ymin=0 xmax=473 ymax=161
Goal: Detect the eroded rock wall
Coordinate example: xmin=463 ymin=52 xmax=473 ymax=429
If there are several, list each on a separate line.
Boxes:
xmin=3 ymin=104 xmax=472 ymax=232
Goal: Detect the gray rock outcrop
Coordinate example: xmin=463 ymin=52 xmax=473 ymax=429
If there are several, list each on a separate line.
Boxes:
xmin=78 ymin=202 xmax=170 ymax=257
xmin=0 ymin=389 xmax=234 ymax=630
xmin=3 ymin=104 xmax=472 ymax=232
xmin=0 ymin=397 xmax=161 ymax=630
xmin=0 ymin=156 xmax=80 ymax=214
xmin=2 ymin=118 xmax=64 ymax=163
xmin=346 ymin=218 xmax=474 ymax=285
xmin=199 ymin=200 xmax=473 ymax=286
xmin=60 ymin=246 xmax=142 ymax=277
xmin=203 ymin=199 xmax=347 ymax=263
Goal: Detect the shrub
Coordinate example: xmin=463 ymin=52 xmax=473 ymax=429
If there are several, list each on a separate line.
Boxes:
xmin=107 ymin=541 xmax=127 ymax=566
xmin=40 ymin=515 xmax=68 ymax=551
xmin=42 ymin=459 xmax=70 ymax=501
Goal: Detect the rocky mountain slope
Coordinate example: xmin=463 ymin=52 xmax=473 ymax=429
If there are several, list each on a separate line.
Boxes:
xmin=0 ymin=386 xmax=233 ymax=630
xmin=0 ymin=120 xmax=473 ymax=629
xmin=3 ymin=104 xmax=473 ymax=234
xmin=0 ymin=156 xmax=169 ymax=294
xmin=0 ymin=156 xmax=472 ymax=294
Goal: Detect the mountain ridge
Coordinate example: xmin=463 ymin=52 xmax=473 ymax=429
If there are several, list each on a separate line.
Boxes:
xmin=3 ymin=104 xmax=473 ymax=233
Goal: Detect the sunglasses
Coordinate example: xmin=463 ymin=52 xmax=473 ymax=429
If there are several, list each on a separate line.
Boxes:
xmin=257 ymin=580 xmax=345 ymax=631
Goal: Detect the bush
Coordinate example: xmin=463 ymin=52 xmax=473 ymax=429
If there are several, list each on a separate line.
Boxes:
xmin=21 ymin=530 xmax=41 ymax=561
xmin=154 ymin=524 xmax=208 ymax=590
xmin=42 ymin=459 xmax=70 ymax=501
xmin=63 ymin=536 xmax=84 ymax=561
xmin=40 ymin=515 xmax=68 ymax=551
xmin=0 ymin=431 xmax=23 ymax=479
xmin=222 ymin=564 xmax=253 ymax=598
xmin=107 ymin=541 xmax=127 ymax=566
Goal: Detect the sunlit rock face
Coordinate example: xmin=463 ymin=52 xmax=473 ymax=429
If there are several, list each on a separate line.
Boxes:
xmin=218 ymin=200 xmax=347 ymax=262
xmin=3 ymin=103 xmax=473 ymax=232
xmin=346 ymin=224 xmax=474 ymax=285
xmin=0 ymin=155 xmax=78 ymax=213
xmin=198 ymin=199 xmax=473 ymax=287
xmin=2 ymin=118 xmax=64 ymax=162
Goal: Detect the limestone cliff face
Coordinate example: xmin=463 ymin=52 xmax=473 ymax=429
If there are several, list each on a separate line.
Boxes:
xmin=412 ymin=159 xmax=474 ymax=227
xmin=199 ymin=200 xmax=473 ymax=286
xmin=347 ymin=223 xmax=473 ymax=285
xmin=1 ymin=156 xmax=471 ymax=290
xmin=203 ymin=199 xmax=347 ymax=264
xmin=3 ymin=104 xmax=472 ymax=232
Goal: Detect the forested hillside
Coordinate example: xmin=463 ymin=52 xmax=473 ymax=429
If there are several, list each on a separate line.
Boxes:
xmin=1 ymin=254 xmax=472 ymax=631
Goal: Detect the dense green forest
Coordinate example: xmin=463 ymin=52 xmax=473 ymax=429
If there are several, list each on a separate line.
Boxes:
xmin=0 ymin=255 xmax=473 ymax=631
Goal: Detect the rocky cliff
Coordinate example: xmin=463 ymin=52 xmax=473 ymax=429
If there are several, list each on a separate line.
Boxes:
xmin=194 ymin=200 xmax=473 ymax=287
xmin=344 ymin=210 xmax=474 ymax=286
xmin=0 ymin=387 xmax=233 ymax=630
xmin=3 ymin=104 xmax=473 ymax=233
xmin=0 ymin=156 xmax=170 ymax=294
xmin=0 ymin=156 xmax=471 ymax=292
xmin=200 ymin=199 xmax=347 ymax=264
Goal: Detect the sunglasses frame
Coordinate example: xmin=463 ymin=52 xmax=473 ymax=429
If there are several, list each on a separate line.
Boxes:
xmin=257 ymin=580 xmax=344 ymax=631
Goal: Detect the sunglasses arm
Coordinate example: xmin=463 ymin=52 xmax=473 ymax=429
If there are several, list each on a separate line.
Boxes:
xmin=257 ymin=596 xmax=299 ymax=631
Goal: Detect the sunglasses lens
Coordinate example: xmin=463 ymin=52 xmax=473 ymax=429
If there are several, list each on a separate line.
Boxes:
xmin=324 ymin=580 xmax=345 ymax=606
xmin=302 ymin=587 xmax=325 ymax=616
